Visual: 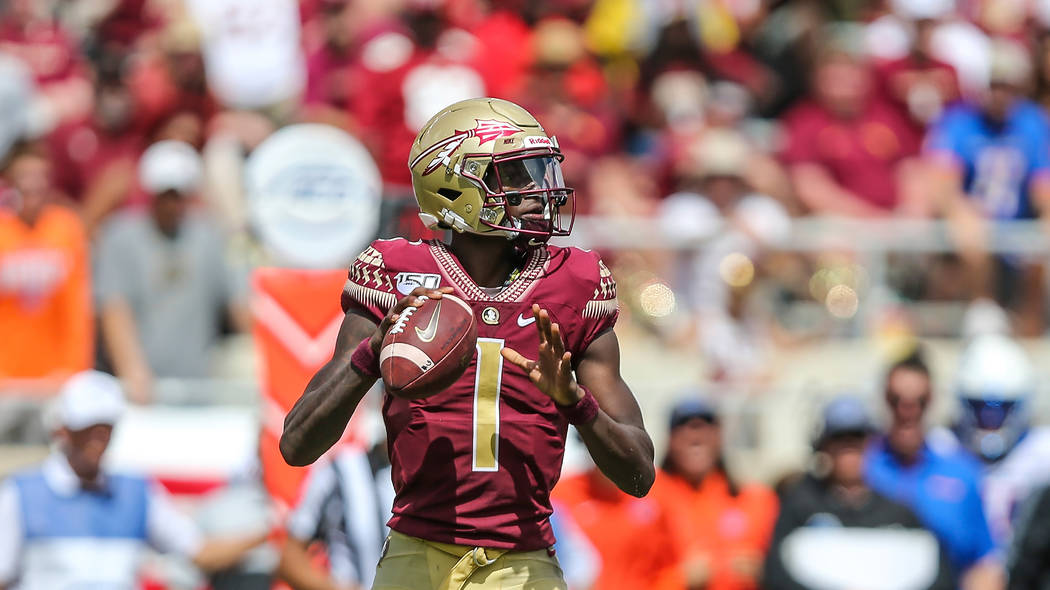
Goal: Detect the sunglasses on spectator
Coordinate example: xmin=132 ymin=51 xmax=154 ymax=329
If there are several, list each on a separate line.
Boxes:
xmin=886 ymin=391 xmax=931 ymax=410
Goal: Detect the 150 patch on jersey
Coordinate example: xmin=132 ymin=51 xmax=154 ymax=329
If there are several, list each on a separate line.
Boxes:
xmin=396 ymin=272 xmax=441 ymax=295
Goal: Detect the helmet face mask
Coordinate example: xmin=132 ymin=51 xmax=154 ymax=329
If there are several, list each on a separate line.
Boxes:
xmin=956 ymin=397 xmax=1029 ymax=461
xmin=409 ymin=98 xmax=575 ymax=242
xmin=954 ymin=334 xmax=1035 ymax=462
xmin=471 ymin=152 xmax=574 ymax=239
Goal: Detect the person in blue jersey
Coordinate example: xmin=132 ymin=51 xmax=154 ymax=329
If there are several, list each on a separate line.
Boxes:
xmin=0 ymin=371 xmax=266 ymax=590
xmin=865 ymin=352 xmax=1002 ymax=590
xmin=924 ymin=40 xmax=1050 ymax=335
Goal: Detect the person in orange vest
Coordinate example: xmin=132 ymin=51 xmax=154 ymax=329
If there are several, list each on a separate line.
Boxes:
xmin=0 ymin=143 xmax=92 ymax=385
xmin=649 ymin=396 xmax=778 ymax=590
xmin=555 ymin=460 xmax=678 ymax=590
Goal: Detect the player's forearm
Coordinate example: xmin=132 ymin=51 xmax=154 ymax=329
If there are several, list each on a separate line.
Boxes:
xmin=280 ymin=359 xmax=375 ymax=466
xmin=577 ymin=413 xmax=655 ymax=497
xmin=570 ymin=331 xmax=656 ymax=496
xmin=282 ymin=312 xmax=381 ymax=466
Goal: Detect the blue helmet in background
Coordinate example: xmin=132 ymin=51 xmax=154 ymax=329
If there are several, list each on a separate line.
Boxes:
xmin=954 ymin=335 xmax=1035 ymax=462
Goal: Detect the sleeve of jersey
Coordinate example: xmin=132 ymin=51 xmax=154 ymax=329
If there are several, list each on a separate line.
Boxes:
xmin=576 ymin=252 xmax=619 ymax=353
xmin=340 ymin=242 xmax=400 ymax=324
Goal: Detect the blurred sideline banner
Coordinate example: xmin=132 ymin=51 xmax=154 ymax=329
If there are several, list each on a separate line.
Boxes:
xmin=252 ymin=268 xmax=370 ymax=508
xmin=106 ymin=405 xmax=258 ymax=495
xmin=245 ymin=123 xmax=382 ymax=508
xmin=782 ymin=528 xmax=940 ymax=590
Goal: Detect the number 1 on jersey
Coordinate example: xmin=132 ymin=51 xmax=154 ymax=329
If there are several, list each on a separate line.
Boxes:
xmin=472 ymin=338 xmax=504 ymax=471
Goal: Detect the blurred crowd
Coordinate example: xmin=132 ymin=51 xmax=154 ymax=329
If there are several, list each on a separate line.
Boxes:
xmin=4 ymin=0 xmax=1050 ymax=588
xmin=5 ymin=336 xmax=1050 ymax=589
xmin=6 ymin=0 xmax=1050 ymax=394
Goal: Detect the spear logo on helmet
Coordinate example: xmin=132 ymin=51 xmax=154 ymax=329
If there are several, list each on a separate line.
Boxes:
xmin=412 ymin=119 xmax=523 ymax=176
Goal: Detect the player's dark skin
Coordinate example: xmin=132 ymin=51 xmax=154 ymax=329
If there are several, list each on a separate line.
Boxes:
xmin=280 ymin=196 xmax=656 ymax=497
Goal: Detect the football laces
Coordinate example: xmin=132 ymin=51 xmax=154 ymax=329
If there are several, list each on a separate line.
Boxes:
xmin=388 ymin=305 xmax=418 ymax=336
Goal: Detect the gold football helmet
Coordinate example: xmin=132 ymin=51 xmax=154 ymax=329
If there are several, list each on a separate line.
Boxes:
xmin=408 ymin=97 xmax=574 ymax=240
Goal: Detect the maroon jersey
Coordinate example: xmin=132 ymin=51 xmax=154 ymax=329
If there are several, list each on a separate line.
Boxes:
xmin=341 ymin=238 xmax=618 ymax=550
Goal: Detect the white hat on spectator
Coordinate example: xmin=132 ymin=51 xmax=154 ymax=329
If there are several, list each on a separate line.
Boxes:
xmin=988 ymin=39 xmax=1032 ymax=87
xmin=689 ymin=128 xmax=751 ymax=179
xmin=658 ymin=192 xmax=723 ymax=244
xmin=54 ymin=370 xmax=126 ymax=431
xmin=930 ymin=22 xmax=992 ymax=97
xmin=732 ymin=195 xmax=792 ymax=247
xmin=139 ymin=140 xmax=203 ymax=196
xmin=962 ymin=298 xmax=1011 ymax=339
xmin=651 ymin=70 xmax=708 ymax=126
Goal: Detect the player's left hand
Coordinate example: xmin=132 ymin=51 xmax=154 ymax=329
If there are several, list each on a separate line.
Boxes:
xmin=501 ymin=304 xmax=582 ymax=407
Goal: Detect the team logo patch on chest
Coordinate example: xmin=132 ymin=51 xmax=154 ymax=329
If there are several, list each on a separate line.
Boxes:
xmin=395 ymin=272 xmax=441 ymax=295
xmin=481 ymin=306 xmax=500 ymax=325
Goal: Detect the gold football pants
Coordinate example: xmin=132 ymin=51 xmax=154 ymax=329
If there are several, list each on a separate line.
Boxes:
xmin=371 ymin=530 xmax=568 ymax=590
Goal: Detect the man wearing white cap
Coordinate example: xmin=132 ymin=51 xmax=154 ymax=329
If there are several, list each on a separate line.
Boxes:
xmin=0 ymin=370 xmax=265 ymax=589
xmin=95 ymin=140 xmax=249 ymax=402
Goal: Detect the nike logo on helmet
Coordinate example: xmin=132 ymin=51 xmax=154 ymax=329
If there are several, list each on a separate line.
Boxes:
xmin=517 ymin=313 xmax=536 ymax=327
xmin=414 ymin=301 xmax=442 ymax=342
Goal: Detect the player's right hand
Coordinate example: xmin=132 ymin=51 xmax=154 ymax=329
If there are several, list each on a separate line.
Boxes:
xmin=368 ymin=286 xmax=454 ymax=353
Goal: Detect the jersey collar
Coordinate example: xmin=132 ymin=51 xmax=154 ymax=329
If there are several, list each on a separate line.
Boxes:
xmin=429 ymin=241 xmax=548 ymax=302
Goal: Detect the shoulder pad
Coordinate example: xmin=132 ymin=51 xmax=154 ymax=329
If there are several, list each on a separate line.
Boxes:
xmin=560 ymin=247 xmax=617 ymax=320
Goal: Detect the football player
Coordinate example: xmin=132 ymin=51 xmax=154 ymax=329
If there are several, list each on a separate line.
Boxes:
xmin=948 ymin=334 xmax=1050 ymax=548
xmin=280 ymin=98 xmax=655 ymax=590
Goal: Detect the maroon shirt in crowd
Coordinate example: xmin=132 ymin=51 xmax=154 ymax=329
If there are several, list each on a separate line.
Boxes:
xmin=0 ymin=18 xmax=83 ymax=86
xmin=781 ymin=98 xmax=919 ymax=211
xmin=877 ymin=55 xmax=960 ymax=133
xmin=342 ymin=238 xmax=618 ymax=549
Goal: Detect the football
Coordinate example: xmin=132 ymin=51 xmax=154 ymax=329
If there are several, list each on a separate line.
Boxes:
xmin=380 ymin=294 xmax=477 ymax=399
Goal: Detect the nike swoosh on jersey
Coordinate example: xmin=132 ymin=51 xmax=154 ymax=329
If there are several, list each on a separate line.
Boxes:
xmin=517 ymin=313 xmax=536 ymax=327
xmin=414 ymin=301 xmax=442 ymax=342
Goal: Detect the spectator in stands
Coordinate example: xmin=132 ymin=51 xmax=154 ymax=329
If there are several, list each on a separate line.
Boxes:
xmin=0 ymin=144 xmax=91 ymax=384
xmin=302 ymin=0 xmax=358 ymax=121
xmin=924 ymin=40 xmax=1050 ymax=335
xmin=1007 ymin=483 xmax=1050 ymax=590
xmin=278 ymin=443 xmax=393 ymax=590
xmin=182 ymin=0 xmax=304 ymax=112
xmin=0 ymin=370 xmax=266 ymax=589
xmin=128 ymin=21 xmax=215 ymax=144
xmin=345 ymin=13 xmax=422 ymax=193
xmin=949 ymin=334 xmax=1050 ymax=548
xmin=48 ymin=56 xmax=144 ymax=231
xmin=650 ymin=396 xmax=778 ymax=590
xmin=0 ymin=0 xmax=91 ymax=127
xmin=89 ymin=0 xmax=163 ymax=54
xmin=763 ymin=396 xmax=954 ymax=590
xmin=876 ymin=17 xmax=960 ymax=136
xmin=865 ymin=352 xmax=1002 ymax=588
xmin=96 ymin=140 xmax=249 ymax=403
xmin=555 ymin=457 xmax=678 ymax=590
xmin=781 ymin=35 xmax=923 ymax=216
xmin=659 ymin=131 xmax=794 ymax=385
xmin=521 ymin=17 xmax=620 ymax=198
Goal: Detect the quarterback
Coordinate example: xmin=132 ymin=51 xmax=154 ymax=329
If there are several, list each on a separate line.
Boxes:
xmin=280 ymin=98 xmax=655 ymax=590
